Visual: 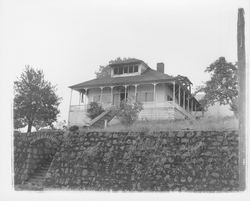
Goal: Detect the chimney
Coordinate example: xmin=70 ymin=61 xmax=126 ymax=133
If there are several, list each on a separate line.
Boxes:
xmin=157 ymin=62 xmax=164 ymax=73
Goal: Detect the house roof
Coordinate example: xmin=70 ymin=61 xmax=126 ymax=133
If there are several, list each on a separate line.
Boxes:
xmin=69 ymin=68 xmax=175 ymax=90
xmin=108 ymin=58 xmax=146 ymax=66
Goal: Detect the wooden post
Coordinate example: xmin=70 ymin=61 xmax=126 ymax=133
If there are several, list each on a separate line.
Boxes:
xmin=85 ymin=88 xmax=88 ymax=104
xmin=110 ymin=86 xmax=113 ymax=105
xmin=100 ymin=87 xmax=103 ymax=104
xmin=68 ymin=89 xmax=73 ymax=126
xmin=172 ymin=81 xmax=175 ymax=104
xmin=153 ymin=83 xmax=157 ymax=102
xmin=187 ymin=95 xmax=189 ymax=112
xmin=238 ymin=8 xmax=246 ymax=190
xmin=124 ymin=85 xmax=128 ymax=101
xmin=104 ymin=119 xmax=108 ymax=128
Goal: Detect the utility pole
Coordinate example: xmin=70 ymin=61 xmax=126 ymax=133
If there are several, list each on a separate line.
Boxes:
xmin=237 ymin=8 xmax=246 ymax=191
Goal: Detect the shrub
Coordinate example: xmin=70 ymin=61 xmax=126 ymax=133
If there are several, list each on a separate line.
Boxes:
xmin=87 ymin=102 xmax=105 ymax=120
xmin=116 ymin=99 xmax=143 ymax=126
xmin=69 ymin=125 xmax=79 ymax=132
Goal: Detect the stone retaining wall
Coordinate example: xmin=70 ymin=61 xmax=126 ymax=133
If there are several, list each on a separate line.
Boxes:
xmin=43 ymin=130 xmax=239 ymax=191
xmin=14 ymin=131 xmax=63 ymax=184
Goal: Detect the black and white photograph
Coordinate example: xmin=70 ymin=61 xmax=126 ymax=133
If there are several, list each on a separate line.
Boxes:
xmin=0 ymin=0 xmax=249 ymax=200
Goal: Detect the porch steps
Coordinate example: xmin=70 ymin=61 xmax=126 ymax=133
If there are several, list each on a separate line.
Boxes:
xmin=87 ymin=109 xmax=118 ymax=128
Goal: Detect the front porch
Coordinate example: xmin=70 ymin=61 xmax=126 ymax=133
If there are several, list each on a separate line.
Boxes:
xmin=68 ymin=81 xmax=201 ymax=126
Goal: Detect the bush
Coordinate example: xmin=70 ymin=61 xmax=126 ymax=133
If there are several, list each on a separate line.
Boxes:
xmin=87 ymin=102 xmax=105 ymax=120
xmin=69 ymin=125 xmax=79 ymax=132
xmin=116 ymin=99 xmax=143 ymax=126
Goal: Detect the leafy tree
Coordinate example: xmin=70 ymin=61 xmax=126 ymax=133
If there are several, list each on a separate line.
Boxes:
xmin=87 ymin=102 xmax=105 ymax=120
xmin=14 ymin=66 xmax=61 ymax=132
xmin=116 ymin=99 xmax=143 ymax=126
xmin=195 ymin=57 xmax=238 ymax=116
xmin=95 ymin=57 xmax=136 ymax=78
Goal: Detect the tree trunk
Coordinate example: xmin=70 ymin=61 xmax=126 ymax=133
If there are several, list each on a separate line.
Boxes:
xmin=27 ymin=121 xmax=32 ymax=133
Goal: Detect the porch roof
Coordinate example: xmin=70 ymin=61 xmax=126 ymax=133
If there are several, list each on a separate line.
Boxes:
xmin=69 ymin=68 xmax=175 ymax=90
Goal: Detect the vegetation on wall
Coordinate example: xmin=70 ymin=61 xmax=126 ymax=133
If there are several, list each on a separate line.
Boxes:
xmin=14 ymin=66 xmax=61 ymax=132
xmin=195 ymin=57 xmax=238 ymax=117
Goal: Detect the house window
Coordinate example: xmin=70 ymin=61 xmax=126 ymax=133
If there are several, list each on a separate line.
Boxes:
xmin=134 ymin=65 xmax=138 ymax=73
xmin=118 ymin=66 xmax=123 ymax=74
xmin=114 ymin=67 xmax=119 ymax=75
xmin=124 ymin=66 xmax=128 ymax=73
xmin=129 ymin=65 xmax=133 ymax=73
xmin=113 ymin=64 xmax=139 ymax=75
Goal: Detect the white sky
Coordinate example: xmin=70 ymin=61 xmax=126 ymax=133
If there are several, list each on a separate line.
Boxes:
xmin=1 ymin=0 xmax=249 ymax=123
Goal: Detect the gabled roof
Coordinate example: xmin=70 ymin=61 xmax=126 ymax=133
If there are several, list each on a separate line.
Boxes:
xmin=69 ymin=68 xmax=175 ymax=90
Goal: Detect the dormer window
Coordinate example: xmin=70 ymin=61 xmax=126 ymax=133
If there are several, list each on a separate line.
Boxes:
xmin=113 ymin=64 xmax=139 ymax=75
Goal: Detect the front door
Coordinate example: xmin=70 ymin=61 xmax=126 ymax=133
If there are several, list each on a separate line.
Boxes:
xmin=120 ymin=92 xmax=125 ymax=102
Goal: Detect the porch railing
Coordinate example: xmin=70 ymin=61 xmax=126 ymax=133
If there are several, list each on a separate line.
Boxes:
xmin=69 ymin=105 xmax=88 ymax=112
xmin=69 ymin=101 xmax=195 ymax=119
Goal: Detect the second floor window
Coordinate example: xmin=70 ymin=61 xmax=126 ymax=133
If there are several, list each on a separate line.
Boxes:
xmin=113 ymin=64 xmax=139 ymax=75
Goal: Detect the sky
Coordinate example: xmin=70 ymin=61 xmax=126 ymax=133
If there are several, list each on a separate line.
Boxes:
xmin=1 ymin=0 xmax=249 ymax=123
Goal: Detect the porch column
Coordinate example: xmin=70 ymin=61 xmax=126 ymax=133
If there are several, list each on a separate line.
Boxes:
xmin=79 ymin=91 xmax=81 ymax=104
xmin=68 ymin=89 xmax=73 ymax=125
xmin=153 ymin=83 xmax=157 ymax=102
xmin=183 ymin=90 xmax=185 ymax=109
xmin=124 ymin=85 xmax=128 ymax=101
xmin=178 ymin=85 xmax=181 ymax=105
xmin=110 ymin=86 xmax=114 ymax=105
xmin=100 ymin=87 xmax=103 ymax=104
xmin=194 ymin=102 xmax=197 ymax=111
xmin=187 ymin=95 xmax=190 ymax=112
xmin=172 ymin=81 xmax=175 ymax=104
xmin=84 ymin=88 xmax=88 ymax=104
xmin=134 ymin=84 xmax=138 ymax=101
xmin=86 ymin=88 xmax=88 ymax=104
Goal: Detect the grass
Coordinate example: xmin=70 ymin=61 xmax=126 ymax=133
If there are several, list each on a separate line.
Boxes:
xmin=83 ymin=116 xmax=239 ymax=132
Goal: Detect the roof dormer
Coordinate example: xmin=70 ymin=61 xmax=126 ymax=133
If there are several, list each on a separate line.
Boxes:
xmin=109 ymin=59 xmax=149 ymax=77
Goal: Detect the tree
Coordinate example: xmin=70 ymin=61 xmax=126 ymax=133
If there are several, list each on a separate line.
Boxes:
xmin=14 ymin=66 xmax=61 ymax=132
xmin=87 ymin=102 xmax=105 ymax=120
xmin=116 ymin=99 xmax=143 ymax=126
xmin=195 ymin=57 xmax=238 ymax=116
xmin=95 ymin=57 xmax=136 ymax=78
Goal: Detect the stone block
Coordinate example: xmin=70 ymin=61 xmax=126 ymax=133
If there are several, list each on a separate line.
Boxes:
xmin=177 ymin=132 xmax=185 ymax=138
xmin=181 ymin=138 xmax=189 ymax=143
xmin=211 ymin=172 xmax=220 ymax=178
xmin=82 ymin=169 xmax=88 ymax=176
